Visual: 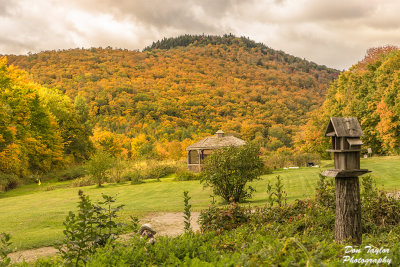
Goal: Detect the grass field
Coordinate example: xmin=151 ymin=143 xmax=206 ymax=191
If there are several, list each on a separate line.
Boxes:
xmin=0 ymin=156 xmax=399 ymax=250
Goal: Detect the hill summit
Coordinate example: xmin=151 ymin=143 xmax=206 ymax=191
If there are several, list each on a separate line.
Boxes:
xmin=5 ymin=34 xmax=339 ymax=159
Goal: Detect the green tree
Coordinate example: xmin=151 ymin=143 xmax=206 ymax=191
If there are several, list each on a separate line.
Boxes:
xmin=86 ymin=151 xmax=115 ymax=187
xmin=201 ymin=143 xmax=264 ymax=202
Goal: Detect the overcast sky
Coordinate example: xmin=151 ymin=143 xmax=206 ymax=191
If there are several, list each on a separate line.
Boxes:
xmin=1 ymin=0 xmax=399 ymax=69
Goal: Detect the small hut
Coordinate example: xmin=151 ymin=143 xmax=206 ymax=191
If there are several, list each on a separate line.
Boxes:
xmin=186 ymin=130 xmax=246 ymax=172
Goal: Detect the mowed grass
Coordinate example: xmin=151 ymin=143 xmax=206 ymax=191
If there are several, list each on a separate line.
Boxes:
xmin=0 ymin=156 xmax=399 ymax=250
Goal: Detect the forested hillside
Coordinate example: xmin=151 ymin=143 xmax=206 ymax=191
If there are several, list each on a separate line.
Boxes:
xmin=297 ymin=46 xmax=400 ymax=157
xmin=0 ymin=58 xmax=93 ymax=178
xmin=5 ymin=35 xmax=339 ymax=160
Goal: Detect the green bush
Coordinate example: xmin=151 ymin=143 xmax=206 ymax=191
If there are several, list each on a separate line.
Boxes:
xmin=0 ymin=233 xmax=11 ymax=267
xmin=71 ymin=176 xmax=95 ymax=187
xmin=183 ymin=191 xmax=192 ymax=233
xmin=57 ymin=190 xmax=124 ymax=266
xmin=315 ymin=174 xmax=335 ymax=209
xmin=142 ymin=164 xmax=177 ymax=180
xmin=174 ymin=170 xmax=200 ymax=181
xmin=201 ymin=143 xmax=264 ymax=202
xmin=263 ymin=152 xmax=320 ymax=169
xmin=55 ymin=166 xmax=86 ymax=181
xmin=361 ymin=175 xmax=400 ymax=233
xmin=86 ymin=151 xmax=115 ymax=187
xmin=123 ymin=169 xmax=143 ymax=182
xmin=0 ymin=173 xmax=21 ymax=192
xmin=23 ymin=174 xmax=41 ymax=184
xmin=199 ymin=200 xmax=251 ymax=234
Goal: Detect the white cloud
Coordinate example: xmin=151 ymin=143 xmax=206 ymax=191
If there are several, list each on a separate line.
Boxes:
xmin=0 ymin=0 xmax=399 ymax=69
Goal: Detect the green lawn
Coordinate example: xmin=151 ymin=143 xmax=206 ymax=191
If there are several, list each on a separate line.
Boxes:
xmin=0 ymin=156 xmax=399 ymax=250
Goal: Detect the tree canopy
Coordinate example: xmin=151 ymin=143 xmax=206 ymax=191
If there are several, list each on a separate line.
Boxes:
xmin=0 ymin=58 xmax=93 ymax=176
xmin=297 ymin=46 xmax=400 ymax=156
xmin=5 ymin=35 xmax=339 ymax=159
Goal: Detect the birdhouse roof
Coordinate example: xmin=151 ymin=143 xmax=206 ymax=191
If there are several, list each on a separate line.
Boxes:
xmin=325 ymin=117 xmax=364 ymax=137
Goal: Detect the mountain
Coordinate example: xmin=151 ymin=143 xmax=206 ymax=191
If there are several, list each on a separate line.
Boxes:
xmin=5 ymin=34 xmax=339 ymax=159
xmin=296 ymin=46 xmax=400 ymax=157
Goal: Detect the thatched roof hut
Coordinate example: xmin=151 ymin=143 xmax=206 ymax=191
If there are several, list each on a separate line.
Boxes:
xmin=186 ymin=130 xmax=246 ymax=172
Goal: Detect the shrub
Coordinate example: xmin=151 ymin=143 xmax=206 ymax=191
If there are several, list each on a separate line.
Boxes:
xmin=265 ymin=175 xmax=287 ymax=208
xmin=55 ymin=166 xmax=86 ymax=182
xmin=71 ymin=176 xmax=95 ymax=187
xmin=110 ymin=158 xmax=126 ymax=183
xmin=142 ymin=164 xmax=177 ymax=180
xmin=183 ymin=191 xmax=192 ymax=233
xmin=199 ymin=199 xmax=251 ymax=234
xmin=201 ymin=143 xmax=263 ymax=202
xmin=361 ymin=175 xmax=400 ymax=232
xmin=174 ymin=170 xmax=200 ymax=181
xmin=0 ymin=173 xmax=21 ymax=192
xmin=314 ymin=174 xmax=335 ymax=209
xmin=121 ymin=169 xmax=145 ymax=185
xmin=23 ymin=174 xmax=41 ymax=184
xmin=263 ymin=152 xmax=320 ymax=169
xmin=0 ymin=233 xmax=11 ymax=267
xmin=86 ymin=151 xmax=115 ymax=187
xmin=58 ymin=191 xmax=124 ymax=266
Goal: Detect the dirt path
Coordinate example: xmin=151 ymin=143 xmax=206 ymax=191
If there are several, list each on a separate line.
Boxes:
xmin=9 ymin=212 xmax=200 ymax=264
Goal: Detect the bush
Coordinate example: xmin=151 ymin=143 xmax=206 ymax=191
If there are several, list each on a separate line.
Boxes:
xmin=265 ymin=175 xmax=287 ymax=208
xmin=0 ymin=233 xmax=11 ymax=266
xmin=23 ymin=174 xmax=41 ymax=184
xmin=86 ymin=151 xmax=115 ymax=187
xmin=314 ymin=174 xmax=335 ymax=209
xmin=183 ymin=191 xmax=192 ymax=233
xmin=123 ymin=170 xmax=143 ymax=182
xmin=361 ymin=175 xmax=400 ymax=232
xmin=109 ymin=159 xmax=126 ymax=183
xmin=174 ymin=170 xmax=200 ymax=181
xmin=58 ymin=191 xmax=124 ymax=266
xmin=71 ymin=176 xmax=95 ymax=187
xmin=199 ymin=200 xmax=251 ymax=234
xmin=142 ymin=164 xmax=177 ymax=180
xmin=263 ymin=152 xmax=320 ymax=169
xmin=55 ymin=166 xmax=86 ymax=182
xmin=0 ymin=173 xmax=21 ymax=192
xmin=201 ymin=143 xmax=263 ymax=202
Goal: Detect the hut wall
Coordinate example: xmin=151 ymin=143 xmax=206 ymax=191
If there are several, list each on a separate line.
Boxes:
xmin=189 ymin=150 xmax=199 ymax=164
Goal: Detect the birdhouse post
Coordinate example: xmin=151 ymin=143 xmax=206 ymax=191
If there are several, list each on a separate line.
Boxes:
xmin=322 ymin=117 xmax=370 ymax=245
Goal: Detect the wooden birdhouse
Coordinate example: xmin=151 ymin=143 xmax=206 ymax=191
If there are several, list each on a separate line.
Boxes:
xmin=323 ymin=117 xmax=370 ymax=177
xmin=322 ymin=117 xmax=371 ymax=245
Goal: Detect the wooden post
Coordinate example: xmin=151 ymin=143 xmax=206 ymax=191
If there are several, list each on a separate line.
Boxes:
xmin=322 ymin=117 xmax=370 ymax=245
xmin=335 ymin=177 xmax=362 ymax=244
xmin=198 ymin=149 xmax=201 ymax=172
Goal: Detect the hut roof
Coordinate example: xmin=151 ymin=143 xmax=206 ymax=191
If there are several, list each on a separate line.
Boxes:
xmin=325 ymin=117 xmax=363 ymax=137
xmin=186 ymin=131 xmax=246 ymax=150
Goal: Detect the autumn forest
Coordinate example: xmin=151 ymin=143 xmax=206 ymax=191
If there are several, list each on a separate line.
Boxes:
xmin=1 ymin=34 xmax=399 ymax=178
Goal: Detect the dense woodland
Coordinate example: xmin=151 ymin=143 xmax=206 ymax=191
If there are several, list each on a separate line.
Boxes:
xmin=3 ymin=35 xmax=338 ymax=169
xmin=0 ymin=58 xmax=93 ymax=177
xmin=298 ymin=46 xmax=400 ymax=157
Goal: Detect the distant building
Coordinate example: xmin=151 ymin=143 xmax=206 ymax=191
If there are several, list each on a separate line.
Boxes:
xmin=186 ymin=130 xmax=246 ymax=172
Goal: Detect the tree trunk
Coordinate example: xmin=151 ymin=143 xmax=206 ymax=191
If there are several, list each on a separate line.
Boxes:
xmin=335 ymin=177 xmax=362 ymax=245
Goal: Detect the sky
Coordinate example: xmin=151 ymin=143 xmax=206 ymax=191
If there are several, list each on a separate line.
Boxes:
xmin=0 ymin=0 xmax=399 ymax=70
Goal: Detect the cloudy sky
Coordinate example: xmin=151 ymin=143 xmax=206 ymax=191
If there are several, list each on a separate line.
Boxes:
xmin=1 ymin=0 xmax=399 ymax=69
